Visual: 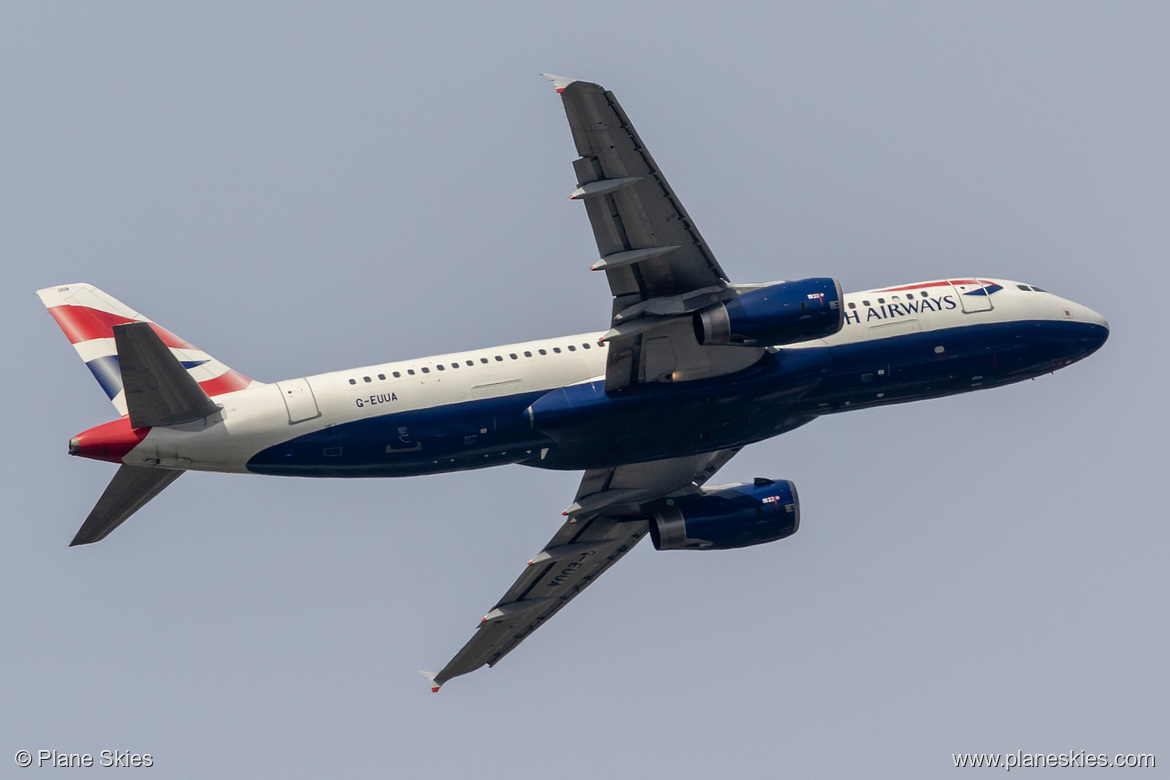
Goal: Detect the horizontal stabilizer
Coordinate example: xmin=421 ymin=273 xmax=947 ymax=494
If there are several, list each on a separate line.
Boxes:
xmin=71 ymin=465 xmax=184 ymax=546
xmin=116 ymin=322 xmax=221 ymax=428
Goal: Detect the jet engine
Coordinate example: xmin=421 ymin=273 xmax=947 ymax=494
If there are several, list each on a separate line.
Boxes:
xmin=693 ymin=278 xmax=843 ymax=346
xmin=648 ymin=478 xmax=799 ymax=551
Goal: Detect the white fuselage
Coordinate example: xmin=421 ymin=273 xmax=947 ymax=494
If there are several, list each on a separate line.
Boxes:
xmin=134 ymin=278 xmax=1107 ymax=475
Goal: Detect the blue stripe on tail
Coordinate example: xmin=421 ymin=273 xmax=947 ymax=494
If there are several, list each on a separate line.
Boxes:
xmin=85 ymin=356 xmax=122 ymax=399
xmin=84 ymin=357 xmax=209 ymax=400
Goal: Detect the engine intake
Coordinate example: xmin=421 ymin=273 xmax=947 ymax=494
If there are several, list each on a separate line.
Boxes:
xmin=648 ymin=478 xmax=800 ymax=551
xmin=694 ymin=278 xmax=843 ymax=346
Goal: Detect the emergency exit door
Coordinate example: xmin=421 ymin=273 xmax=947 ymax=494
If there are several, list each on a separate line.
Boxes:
xmin=275 ymin=378 xmax=321 ymax=424
xmin=950 ymin=279 xmax=994 ymax=313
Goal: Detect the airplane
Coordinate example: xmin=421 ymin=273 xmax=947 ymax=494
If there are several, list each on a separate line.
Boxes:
xmin=37 ymin=75 xmax=1108 ymax=691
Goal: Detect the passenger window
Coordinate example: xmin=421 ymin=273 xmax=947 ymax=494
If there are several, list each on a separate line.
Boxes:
xmin=451 ymin=363 xmax=459 ymax=369
xmin=495 ymin=355 xmax=503 ymax=362
xmin=848 ymin=302 xmax=856 ymax=309
xmin=524 ymin=351 xmax=532 ymax=357
xmin=862 ymin=300 xmax=870 ymax=306
xmin=407 ymin=369 xmax=415 ymax=376
xmin=538 ymin=349 xmax=547 ymax=355
xmin=465 ymin=360 xmax=473 ymax=366
xmin=378 ymin=373 xmax=386 ymax=380
xmin=349 ymin=379 xmax=356 ymax=385
xmin=393 ymin=371 xmax=401 ymax=378
xmin=553 ymin=347 xmax=562 ymax=353
xmin=436 ymin=364 xmax=445 ymax=371
xmin=877 ymin=298 xmax=885 ymax=304
xmin=421 ymin=367 xmax=430 ymax=374
xmin=567 ymin=345 xmax=576 ymax=351
xmin=509 ymin=353 xmax=518 ymax=360
xmin=480 ymin=357 xmax=488 ymax=364
xmin=363 ymin=376 xmax=371 ymax=383
xmin=582 ymin=343 xmax=591 ymax=349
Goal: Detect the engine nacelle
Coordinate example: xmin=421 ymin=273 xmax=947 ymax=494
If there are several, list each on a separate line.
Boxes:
xmin=648 ymin=478 xmax=800 ymax=551
xmin=694 ymin=278 xmax=843 ymax=346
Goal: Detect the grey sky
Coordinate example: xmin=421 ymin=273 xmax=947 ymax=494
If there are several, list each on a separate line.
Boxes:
xmin=2 ymin=2 xmax=1166 ymax=777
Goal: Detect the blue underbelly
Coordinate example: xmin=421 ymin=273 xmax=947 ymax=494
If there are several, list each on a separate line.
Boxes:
xmin=245 ymin=320 xmax=1107 ymax=477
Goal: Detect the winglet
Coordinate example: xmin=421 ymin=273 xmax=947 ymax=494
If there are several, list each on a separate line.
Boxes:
xmin=540 ymin=73 xmax=577 ymax=93
xmin=417 ymin=670 xmax=441 ymax=693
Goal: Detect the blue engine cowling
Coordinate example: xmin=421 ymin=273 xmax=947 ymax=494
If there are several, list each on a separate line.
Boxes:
xmin=648 ymin=478 xmax=800 ymax=551
xmin=694 ymin=278 xmax=843 ymax=346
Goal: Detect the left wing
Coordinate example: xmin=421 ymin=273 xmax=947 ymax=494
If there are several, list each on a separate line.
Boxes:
xmin=420 ymin=449 xmax=739 ymax=691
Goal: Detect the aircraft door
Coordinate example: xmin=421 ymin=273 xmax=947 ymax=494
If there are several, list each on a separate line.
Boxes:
xmin=950 ymin=279 xmax=994 ymax=313
xmin=276 ymin=378 xmax=321 ymax=424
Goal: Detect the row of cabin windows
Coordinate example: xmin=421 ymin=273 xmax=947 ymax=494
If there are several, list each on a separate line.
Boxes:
xmin=348 ymin=341 xmax=596 ymax=385
xmin=847 ymin=289 xmax=932 ymax=310
xmin=846 ymin=285 xmax=1044 ymax=311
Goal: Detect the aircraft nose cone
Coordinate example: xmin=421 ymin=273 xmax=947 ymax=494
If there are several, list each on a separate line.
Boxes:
xmin=1083 ymin=303 xmax=1109 ymax=331
xmin=1077 ymin=305 xmax=1109 ymax=355
xmin=68 ymin=436 xmax=81 ymax=456
xmin=1092 ymin=316 xmax=1109 ymax=348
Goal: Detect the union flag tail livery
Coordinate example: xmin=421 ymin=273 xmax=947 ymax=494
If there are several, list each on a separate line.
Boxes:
xmin=36 ymin=76 xmax=1110 ymax=689
xmin=36 ymin=284 xmax=252 ymax=417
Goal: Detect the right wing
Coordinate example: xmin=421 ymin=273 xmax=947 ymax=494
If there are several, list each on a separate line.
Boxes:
xmin=546 ymin=74 xmax=730 ymax=305
xmin=544 ymin=75 xmax=762 ymax=391
xmin=421 ymin=448 xmax=740 ymax=690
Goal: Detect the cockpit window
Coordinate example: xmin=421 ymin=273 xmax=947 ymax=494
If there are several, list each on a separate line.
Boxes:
xmin=1031 ymin=286 xmax=1046 ymax=292
xmin=1017 ymin=284 xmax=1031 ymax=291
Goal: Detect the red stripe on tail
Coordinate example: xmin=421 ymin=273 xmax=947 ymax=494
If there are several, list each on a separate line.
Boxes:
xmin=47 ymin=306 xmax=197 ymax=349
xmin=48 ymin=306 xmax=135 ymax=344
xmin=199 ymin=370 xmax=252 ymax=397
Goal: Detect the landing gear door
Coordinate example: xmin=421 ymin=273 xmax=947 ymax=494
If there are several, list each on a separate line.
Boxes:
xmin=950 ymin=279 xmax=994 ymax=313
xmin=276 ymin=378 xmax=321 ymax=424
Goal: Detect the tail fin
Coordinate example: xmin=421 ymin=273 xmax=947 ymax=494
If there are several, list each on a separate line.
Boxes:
xmin=36 ymin=284 xmax=253 ymax=416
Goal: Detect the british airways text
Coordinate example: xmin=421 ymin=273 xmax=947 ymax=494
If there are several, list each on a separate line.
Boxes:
xmin=842 ymin=294 xmax=958 ymax=326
